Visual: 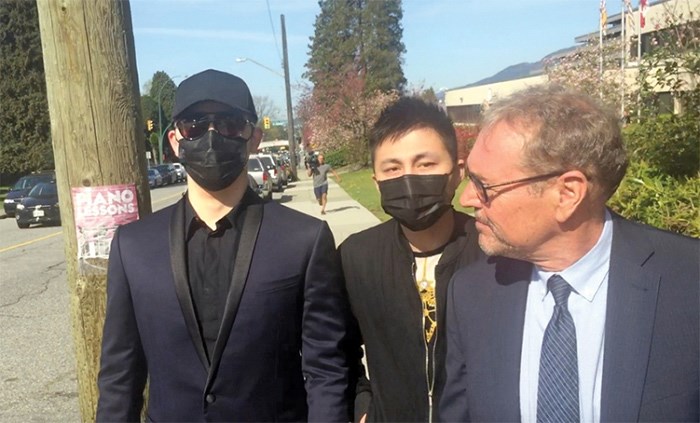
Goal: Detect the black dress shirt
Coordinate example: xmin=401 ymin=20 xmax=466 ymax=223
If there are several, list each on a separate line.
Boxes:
xmin=184 ymin=197 xmax=248 ymax=362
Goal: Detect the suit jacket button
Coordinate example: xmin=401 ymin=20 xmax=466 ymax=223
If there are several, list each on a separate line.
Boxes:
xmin=206 ymin=394 xmax=216 ymax=404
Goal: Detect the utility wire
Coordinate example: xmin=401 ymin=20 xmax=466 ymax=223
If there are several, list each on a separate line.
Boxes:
xmin=266 ymin=0 xmax=282 ymax=62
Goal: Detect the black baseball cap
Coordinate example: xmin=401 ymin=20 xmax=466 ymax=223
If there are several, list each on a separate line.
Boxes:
xmin=172 ymin=69 xmax=258 ymax=123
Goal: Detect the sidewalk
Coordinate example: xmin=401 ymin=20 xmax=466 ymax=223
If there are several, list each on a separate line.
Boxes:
xmin=277 ymin=169 xmax=380 ymax=246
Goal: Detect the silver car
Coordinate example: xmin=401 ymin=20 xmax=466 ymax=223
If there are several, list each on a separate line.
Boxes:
xmin=171 ymin=163 xmax=187 ymax=182
xmin=247 ymin=156 xmax=273 ymax=200
xmin=255 ymin=154 xmax=285 ymax=192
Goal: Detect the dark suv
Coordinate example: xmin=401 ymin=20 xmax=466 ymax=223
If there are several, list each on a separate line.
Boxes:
xmin=3 ymin=171 xmax=55 ymax=217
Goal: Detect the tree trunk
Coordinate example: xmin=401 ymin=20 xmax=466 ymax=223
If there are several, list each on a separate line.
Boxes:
xmin=36 ymin=0 xmax=150 ymax=420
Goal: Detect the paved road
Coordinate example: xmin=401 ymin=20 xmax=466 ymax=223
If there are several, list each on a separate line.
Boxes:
xmin=0 ymin=172 xmax=378 ymax=421
xmin=0 ymin=182 xmax=187 ymax=422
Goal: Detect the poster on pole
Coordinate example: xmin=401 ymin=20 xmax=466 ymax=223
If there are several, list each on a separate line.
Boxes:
xmin=71 ymin=184 xmax=139 ymax=260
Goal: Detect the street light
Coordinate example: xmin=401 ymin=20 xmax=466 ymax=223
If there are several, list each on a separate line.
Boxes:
xmin=234 ymin=42 xmax=299 ymax=180
xmin=155 ymin=75 xmax=186 ymax=164
xmin=235 ymin=57 xmax=285 ymax=78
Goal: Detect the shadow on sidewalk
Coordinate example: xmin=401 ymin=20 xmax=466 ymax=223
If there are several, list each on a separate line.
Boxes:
xmin=274 ymin=194 xmax=295 ymax=204
xmin=326 ymin=206 xmax=360 ymax=213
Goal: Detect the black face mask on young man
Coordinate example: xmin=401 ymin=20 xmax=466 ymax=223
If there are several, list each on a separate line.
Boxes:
xmin=178 ymin=130 xmax=249 ymax=192
xmin=377 ymin=173 xmax=454 ymax=232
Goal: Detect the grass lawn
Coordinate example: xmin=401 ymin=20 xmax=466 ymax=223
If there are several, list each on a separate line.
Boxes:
xmin=336 ymin=168 xmax=390 ymax=221
xmin=336 ymin=167 xmax=474 ymax=222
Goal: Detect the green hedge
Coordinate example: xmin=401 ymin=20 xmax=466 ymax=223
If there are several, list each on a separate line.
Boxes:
xmin=607 ymin=113 xmax=700 ymax=238
xmin=324 ymin=147 xmax=350 ymax=168
xmin=609 ymin=160 xmax=699 ymax=237
xmin=624 ymin=114 xmax=699 ymax=178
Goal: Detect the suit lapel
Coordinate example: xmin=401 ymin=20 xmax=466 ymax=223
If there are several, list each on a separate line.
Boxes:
xmin=169 ymin=197 xmax=210 ymax=370
xmin=483 ymin=257 xmax=531 ymax=420
xmin=601 ymin=215 xmax=659 ymax=422
xmin=205 ymin=197 xmax=263 ymax=390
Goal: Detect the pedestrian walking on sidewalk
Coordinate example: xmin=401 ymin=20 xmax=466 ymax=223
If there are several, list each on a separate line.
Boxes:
xmin=339 ymin=97 xmax=481 ymax=422
xmin=308 ymin=153 xmax=341 ymax=215
xmin=96 ymin=69 xmax=356 ymax=422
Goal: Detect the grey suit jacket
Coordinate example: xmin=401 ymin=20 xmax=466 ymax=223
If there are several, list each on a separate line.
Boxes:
xmin=440 ymin=213 xmax=699 ymax=422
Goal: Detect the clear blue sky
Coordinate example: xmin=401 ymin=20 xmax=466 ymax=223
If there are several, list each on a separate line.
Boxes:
xmin=130 ymin=0 xmax=615 ymax=119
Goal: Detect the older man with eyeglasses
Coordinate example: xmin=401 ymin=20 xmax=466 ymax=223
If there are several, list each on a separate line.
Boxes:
xmin=96 ymin=70 xmax=358 ymax=422
xmin=440 ymin=84 xmax=698 ymax=423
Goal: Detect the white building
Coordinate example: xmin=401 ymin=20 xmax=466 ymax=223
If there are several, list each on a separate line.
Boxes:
xmin=445 ymin=0 xmax=699 ymax=124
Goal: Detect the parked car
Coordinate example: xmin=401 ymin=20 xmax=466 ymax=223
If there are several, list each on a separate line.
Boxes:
xmin=247 ymin=156 xmax=273 ymax=200
xmin=255 ymin=154 xmax=285 ymax=192
xmin=15 ymin=181 xmax=61 ymax=229
xmin=171 ymin=162 xmax=187 ymax=182
xmin=154 ymin=164 xmax=177 ymax=185
xmin=3 ymin=171 xmax=55 ymax=217
xmin=148 ymin=168 xmax=163 ymax=188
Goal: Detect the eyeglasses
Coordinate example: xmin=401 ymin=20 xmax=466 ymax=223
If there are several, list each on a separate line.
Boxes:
xmin=469 ymin=171 xmax=563 ymax=204
xmin=175 ymin=114 xmax=253 ymax=141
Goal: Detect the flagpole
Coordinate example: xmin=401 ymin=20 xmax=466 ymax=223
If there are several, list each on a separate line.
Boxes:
xmin=599 ymin=0 xmax=605 ymax=99
xmin=621 ymin=0 xmax=627 ymax=120
xmin=637 ymin=0 xmax=643 ymax=62
xmin=637 ymin=0 xmax=644 ymax=120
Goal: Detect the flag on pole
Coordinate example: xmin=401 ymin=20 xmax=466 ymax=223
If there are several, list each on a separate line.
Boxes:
xmin=600 ymin=0 xmax=608 ymax=35
xmin=639 ymin=0 xmax=648 ymax=28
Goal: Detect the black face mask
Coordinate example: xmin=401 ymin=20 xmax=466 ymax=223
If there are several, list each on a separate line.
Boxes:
xmin=178 ymin=130 xmax=248 ymax=191
xmin=377 ymin=173 xmax=454 ymax=232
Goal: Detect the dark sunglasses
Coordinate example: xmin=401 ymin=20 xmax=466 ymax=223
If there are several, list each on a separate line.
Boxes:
xmin=469 ymin=171 xmax=563 ymax=204
xmin=175 ymin=114 xmax=254 ymax=141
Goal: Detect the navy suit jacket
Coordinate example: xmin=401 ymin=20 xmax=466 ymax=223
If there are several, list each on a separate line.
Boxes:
xmin=441 ymin=213 xmax=699 ymax=422
xmin=96 ymin=190 xmax=355 ymax=422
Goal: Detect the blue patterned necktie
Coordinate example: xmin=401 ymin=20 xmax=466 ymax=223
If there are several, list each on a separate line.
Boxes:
xmin=537 ymin=274 xmax=580 ymax=423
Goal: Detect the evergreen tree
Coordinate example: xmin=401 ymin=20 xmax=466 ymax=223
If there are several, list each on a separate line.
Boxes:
xmin=359 ymin=0 xmax=406 ymax=93
xmin=139 ymin=71 xmax=178 ymax=142
xmin=149 ymin=72 xmax=177 ymax=118
xmin=305 ymin=0 xmax=405 ymax=98
xmin=0 ymin=0 xmax=53 ymax=174
xmin=304 ymin=0 xmax=359 ymax=102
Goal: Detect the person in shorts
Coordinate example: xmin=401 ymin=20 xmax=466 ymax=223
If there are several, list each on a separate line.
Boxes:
xmin=308 ymin=153 xmax=341 ymax=215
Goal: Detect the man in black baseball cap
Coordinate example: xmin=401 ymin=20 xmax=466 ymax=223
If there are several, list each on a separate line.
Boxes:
xmin=172 ymin=69 xmax=259 ymax=123
xmin=166 ymin=69 xmax=262 ymax=192
xmin=97 ymin=70 xmax=357 ymax=421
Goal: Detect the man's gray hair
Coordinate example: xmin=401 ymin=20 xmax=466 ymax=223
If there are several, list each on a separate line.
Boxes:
xmin=481 ymin=84 xmax=628 ymax=200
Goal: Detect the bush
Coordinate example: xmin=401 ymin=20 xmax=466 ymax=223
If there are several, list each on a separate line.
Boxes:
xmin=454 ymin=124 xmax=478 ymax=161
xmin=623 ymin=114 xmax=700 ymax=178
xmin=609 ymin=160 xmax=699 ymax=237
xmin=324 ymin=147 xmax=350 ymax=168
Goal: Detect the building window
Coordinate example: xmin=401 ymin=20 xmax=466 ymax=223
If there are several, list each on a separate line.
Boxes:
xmin=656 ymin=92 xmax=674 ymax=114
xmin=447 ymin=105 xmax=482 ymax=125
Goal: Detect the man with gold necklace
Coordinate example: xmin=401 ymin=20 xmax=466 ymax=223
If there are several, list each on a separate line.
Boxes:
xmin=340 ymin=97 xmax=481 ymax=422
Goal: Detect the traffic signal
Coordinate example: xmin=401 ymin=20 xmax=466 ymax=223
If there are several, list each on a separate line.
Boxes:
xmin=147 ymin=119 xmax=154 ymax=131
xmin=263 ymin=116 xmax=271 ymax=129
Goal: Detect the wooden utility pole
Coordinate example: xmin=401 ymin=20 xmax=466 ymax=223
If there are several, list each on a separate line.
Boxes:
xmin=36 ymin=0 xmax=151 ymax=420
xmin=281 ymin=14 xmax=298 ymax=180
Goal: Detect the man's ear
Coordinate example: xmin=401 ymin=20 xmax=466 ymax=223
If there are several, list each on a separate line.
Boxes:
xmin=554 ymin=170 xmax=588 ymax=223
xmin=248 ymin=127 xmax=263 ymax=155
xmin=168 ymin=128 xmax=180 ymax=158
xmin=372 ymin=173 xmax=379 ymax=192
